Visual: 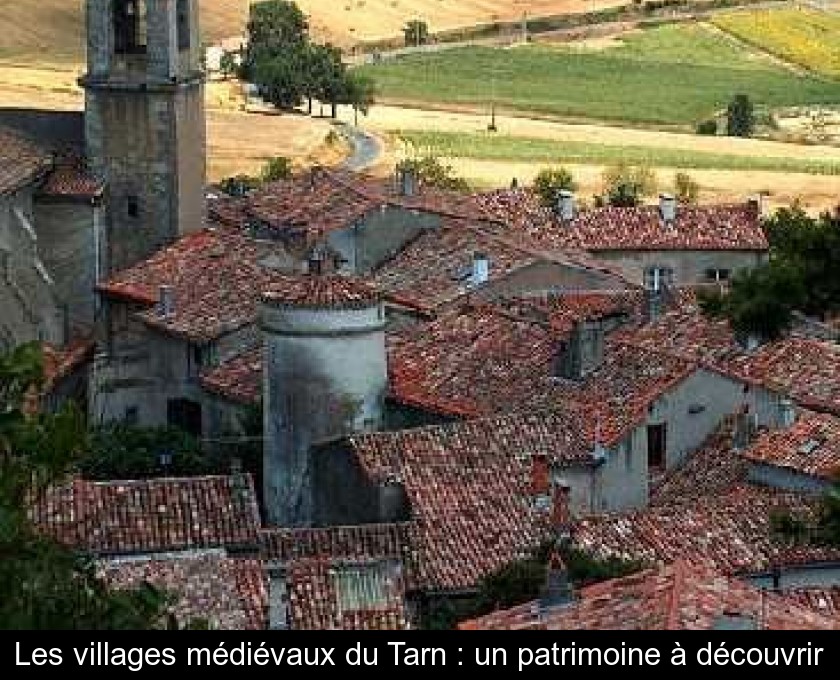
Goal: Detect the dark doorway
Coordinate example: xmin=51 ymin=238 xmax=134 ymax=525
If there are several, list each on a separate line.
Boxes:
xmin=647 ymin=423 xmax=667 ymax=470
xmin=167 ymin=398 xmax=203 ymax=437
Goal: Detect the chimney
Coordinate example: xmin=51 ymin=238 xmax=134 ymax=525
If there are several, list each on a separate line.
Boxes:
xmin=732 ymin=405 xmax=755 ymax=450
xmin=556 ymin=190 xmax=575 ymax=221
xmin=396 ymin=166 xmax=418 ymax=197
xmin=308 ymin=251 xmax=324 ymax=276
xmin=268 ymin=566 xmax=290 ymax=630
xmin=540 ymin=551 xmax=574 ymax=610
xmin=555 ymin=320 xmax=604 ymax=380
xmin=471 ymin=251 xmax=489 ymax=287
xmin=551 ymin=483 xmax=571 ymax=531
xmin=747 ymin=194 xmax=765 ymax=220
xmin=531 ymin=454 xmax=550 ymax=496
xmin=157 ymin=285 xmax=175 ymax=319
xmin=778 ymin=398 xmax=797 ymax=430
xmin=659 ymin=193 xmax=677 ymax=224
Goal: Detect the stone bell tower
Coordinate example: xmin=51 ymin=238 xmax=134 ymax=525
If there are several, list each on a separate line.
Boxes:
xmin=81 ymin=0 xmax=206 ymax=274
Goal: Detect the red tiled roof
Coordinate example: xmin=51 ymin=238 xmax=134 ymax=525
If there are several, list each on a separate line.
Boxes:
xmin=476 ymin=189 xmax=768 ymax=252
xmin=743 ymin=410 xmax=840 ymax=482
xmin=32 ymin=474 xmax=262 ymax=556
xmin=97 ymin=227 xmax=380 ymax=342
xmin=262 ymin=274 xmax=381 ymax=310
xmin=261 ymin=524 xmax=414 ymax=630
xmin=348 ymin=411 xmax=587 ymax=591
xmin=39 ymin=163 xmax=104 ymax=199
xmin=388 ymin=298 xmax=696 ymax=446
xmin=786 ymin=587 xmax=840 ymax=624
xmin=201 ymin=347 xmax=263 ymax=405
xmin=613 ymin=295 xmax=840 ymax=415
xmin=650 ymin=423 xmax=749 ymax=506
xmin=459 ymin=559 xmax=837 ymax=630
xmin=0 ymin=126 xmax=51 ymax=195
xmin=41 ymin=336 xmax=95 ymax=393
xmin=574 ymin=485 xmax=840 ymax=576
xmin=98 ymin=553 xmax=267 ymax=630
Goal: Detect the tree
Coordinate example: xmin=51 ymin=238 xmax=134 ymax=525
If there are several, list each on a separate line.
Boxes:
xmin=261 ymin=156 xmax=293 ymax=183
xmin=696 ymin=118 xmax=718 ymax=136
xmin=533 ymin=167 xmax=578 ymax=208
xmin=81 ymin=423 xmax=218 ymax=481
xmin=699 ymin=260 xmax=806 ymax=342
xmin=253 ymin=50 xmax=308 ymax=109
xmin=396 ymin=156 xmax=470 ymax=193
xmin=244 ymin=0 xmax=309 ymax=76
xmin=726 ymin=94 xmax=755 ymax=138
xmin=404 ymin=20 xmax=430 ymax=47
xmin=219 ymin=50 xmax=239 ymax=80
xmin=312 ymin=44 xmax=349 ymax=119
xmin=602 ymin=163 xmax=657 ymax=207
xmin=674 ymin=171 xmax=700 ymax=204
xmin=0 ymin=343 xmax=171 ymax=629
xmin=343 ymin=73 xmax=378 ymax=126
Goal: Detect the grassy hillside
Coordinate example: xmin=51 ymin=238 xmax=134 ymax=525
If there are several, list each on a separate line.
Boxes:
xmin=713 ymin=7 xmax=840 ymax=79
xmin=358 ymin=24 xmax=840 ymax=127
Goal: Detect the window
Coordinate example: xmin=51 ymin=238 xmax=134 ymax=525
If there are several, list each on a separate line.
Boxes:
xmin=647 ymin=423 xmax=667 ymax=470
xmin=167 ymin=398 xmax=203 ymax=437
xmin=113 ymin=0 xmax=148 ymax=55
xmin=124 ymin=406 xmax=139 ymax=425
xmin=705 ymin=268 xmax=730 ymax=283
xmin=177 ymin=0 xmax=191 ymax=51
xmin=127 ymin=195 xmax=140 ymax=218
xmin=644 ymin=266 xmax=673 ymax=292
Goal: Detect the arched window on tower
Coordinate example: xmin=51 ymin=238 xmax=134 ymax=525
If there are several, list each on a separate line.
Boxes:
xmin=177 ymin=0 xmax=191 ymax=51
xmin=114 ymin=0 xmax=148 ymax=55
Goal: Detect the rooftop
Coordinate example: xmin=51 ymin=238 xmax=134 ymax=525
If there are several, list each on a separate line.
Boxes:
xmin=743 ymin=410 xmax=840 ymax=482
xmin=262 ymin=524 xmax=414 ymax=630
xmin=348 ymin=411 xmax=587 ymax=591
xmin=476 ymin=189 xmax=768 ymax=252
xmin=388 ymin=298 xmax=696 ymax=446
xmin=0 ymin=126 xmax=51 ymax=196
xmin=458 ymin=559 xmax=837 ymax=630
xmin=98 ymin=552 xmax=267 ymax=630
xmin=38 ymin=161 xmax=104 ymax=200
xmin=32 ymin=474 xmax=262 ymax=557
xmin=613 ymin=295 xmax=840 ymax=415
xmin=200 ymin=347 xmax=263 ymax=406
xmin=261 ymin=273 xmax=381 ymax=310
xmin=574 ymin=485 xmax=840 ymax=576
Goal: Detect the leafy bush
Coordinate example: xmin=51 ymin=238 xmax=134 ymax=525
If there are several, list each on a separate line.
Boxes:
xmin=533 ymin=167 xmax=578 ymax=208
xmin=396 ymin=156 xmax=470 ymax=192
xmin=696 ymin=118 xmax=718 ymax=135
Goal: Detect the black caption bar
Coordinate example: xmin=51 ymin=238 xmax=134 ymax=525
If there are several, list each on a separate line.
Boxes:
xmin=9 ymin=632 xmax=837 ymax=676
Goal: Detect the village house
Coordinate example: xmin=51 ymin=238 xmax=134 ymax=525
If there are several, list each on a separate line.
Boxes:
xmin=31 ymin=472 xmax=266 ymax=630
xmin=742 ymin=409 xmax=840 ymax=495
xmin=476 ymin=188 xmax=769 ymax=289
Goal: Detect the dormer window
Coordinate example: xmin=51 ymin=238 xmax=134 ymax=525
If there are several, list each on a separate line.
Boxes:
xmin=114 ymin=0 xmax=148 ymax=55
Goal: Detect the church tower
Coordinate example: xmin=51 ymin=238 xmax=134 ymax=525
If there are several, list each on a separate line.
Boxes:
xmin=81 ymin=0 xmax=206 ymax=274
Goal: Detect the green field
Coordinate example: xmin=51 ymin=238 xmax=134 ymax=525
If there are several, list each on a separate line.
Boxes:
xmin=399 ymin=130 xmax=840 ymax=175
xmin=358 ymin=24 xmax=840 ymax=126
xmin=713 ymin=8 xmax=840 ymax=79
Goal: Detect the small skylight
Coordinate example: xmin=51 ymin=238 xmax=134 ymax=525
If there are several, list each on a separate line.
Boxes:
xmin=798 ymin=439 xmax=823 ymax=455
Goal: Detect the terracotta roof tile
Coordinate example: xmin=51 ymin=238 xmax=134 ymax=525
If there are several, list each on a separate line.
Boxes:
xmin=0 ymin=126 xmax=51 ymax=195
xmin=39 ymin=163 xmax=103 ymax=199
xmin=98 ymin=553 xmax=267 ymax=630
xmin=261 ymin=524 xmax=414 ymax=630
xmin=201 ymin=347 xmax=263 ymax=405
xmin=32 ymin=474 xmax=261 ymax=556
xmin=613 ymin=295 xmax=840 ymax=415
xmin=459 ymin=559 xmax=837 ymax=630
xmin=574 ymin=485 xmax=840 ymax=576
xmin=261 ymin=274 xmax=381 ymax=310
xmin=743 ymin=410 xmax=840 ymax=482
xmin=348 ymin=412 xmax=587 ymax=591
xmin=476 ymin=189 xmax=768 ymax=252
xmin=41 ymin=336 xmax=95 ymax=393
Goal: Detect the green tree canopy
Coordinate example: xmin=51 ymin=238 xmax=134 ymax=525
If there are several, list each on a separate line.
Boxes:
xmin=726 ymin=93 xmax=755 ymax=138
xmin=533 ymin=167 xmax=578 ymax=208
xmin=602 ymin=163 xmax=657 ymax=207
xmin=0 ymin=343 xmax=171 ymax=629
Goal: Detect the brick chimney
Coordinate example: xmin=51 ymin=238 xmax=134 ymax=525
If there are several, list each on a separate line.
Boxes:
xmin=551 ymin=483 xmax=571 ymax=531
xmin=157 ymin=285 xmax=175 ymax=319
xmin=531 ymin=454 xmax=550 ymax=496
